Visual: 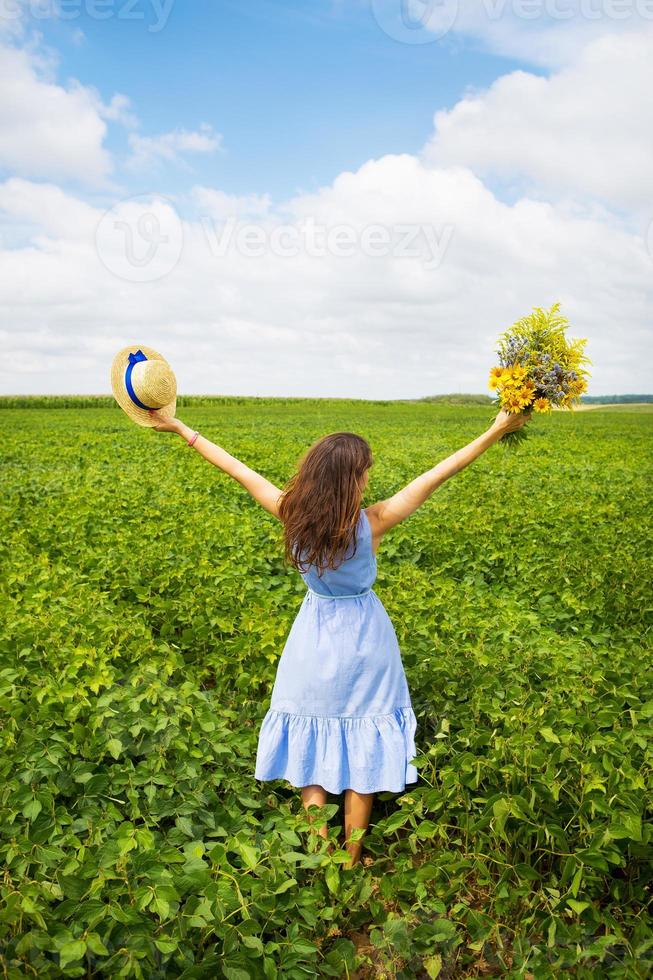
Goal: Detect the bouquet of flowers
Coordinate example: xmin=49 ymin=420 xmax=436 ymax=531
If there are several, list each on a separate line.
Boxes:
xmin=488 ymin=303 xmax=591 ymax=447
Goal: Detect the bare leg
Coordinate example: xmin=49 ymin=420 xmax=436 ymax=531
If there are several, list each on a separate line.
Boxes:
xmin=301 ymin=784 xmax=329 ymax=840
xmin=344 ymin=789 xmax=374 ymax=867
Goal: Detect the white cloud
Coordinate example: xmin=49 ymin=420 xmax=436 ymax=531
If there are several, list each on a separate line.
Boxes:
xmin=99 ymin=93 xmax=138 ymax=129
xmin=0 ymin=42 xmax=116 ymax=185
xmin=459 ymin=3 xmax=653 ymax=67
xmin=0 ymin=176 xmax=97 ymax=239
xmin=191 ymin=187 xmax=272 ymax=220
xmin=1 ymin=158 xmax=651 ymax=397
xmin=1 ymin=9 xmax=651 ymax=397
xmin=0 ymin=24 xmax=215 ymax=185
xmin=127 ymin=124 xmax=222 ymax=171
xmin=0 ymin=0 xmax=25 ymax=39
xmin=423 ymin=29 xmax=653 ymax=217
xmin=388 ymin=0 xmax=653 ymax=67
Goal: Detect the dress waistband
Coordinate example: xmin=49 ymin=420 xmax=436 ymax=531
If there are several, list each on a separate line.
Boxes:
xmin=307 ymin=586 xmax=372 ymax=599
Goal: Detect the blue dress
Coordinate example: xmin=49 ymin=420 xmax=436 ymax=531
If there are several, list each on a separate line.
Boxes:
xmin=254 ymin=508 xmax=419 ymax=794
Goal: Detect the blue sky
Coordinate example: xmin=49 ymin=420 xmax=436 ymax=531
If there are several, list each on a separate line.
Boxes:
xmin=1 ymin=1 xmax=651 ymax=397
xmin=38 ymin=0 xmax=534 ymax=200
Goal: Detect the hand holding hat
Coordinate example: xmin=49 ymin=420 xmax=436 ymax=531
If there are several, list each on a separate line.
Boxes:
xmin=147 ymin=409 xmax=183 ymax=433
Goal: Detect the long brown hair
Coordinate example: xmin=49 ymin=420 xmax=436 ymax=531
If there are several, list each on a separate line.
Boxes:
xmin=279 ymin=432 xmax=373 ymax=575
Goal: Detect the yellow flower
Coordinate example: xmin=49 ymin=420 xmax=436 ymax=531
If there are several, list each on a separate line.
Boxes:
xmin=567 ymin=381 xmax=586 ymax=400
xmin=519 ymin=383 xmax=536 ymax=405
xmin=501 ymin=392 xmax=523 ymax=414
xmin=506 ymin=381 xmax=534 ymax=408
xmin=533 ymin=397 xmax=550 ymax=413
xmin=488 ymin=366 xmax=504 ymax=390
xmin=509 ymin=364 xmax=528 ymax=383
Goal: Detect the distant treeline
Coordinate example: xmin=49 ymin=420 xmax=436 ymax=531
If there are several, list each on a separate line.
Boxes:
xmin=0 ymin=393 xmax=495 ymax=409
xmin=0 ymin=392 xmax=651 ymax=409
xmin=579 ymin=394 xmax=653 ymax=404
xmin=420 ymin=393 xmax=653 ymax=405
xmin=419 ymin=394 xmax=494 ymax=405
xmin=0 ymin=394 xmax=399 ymax=409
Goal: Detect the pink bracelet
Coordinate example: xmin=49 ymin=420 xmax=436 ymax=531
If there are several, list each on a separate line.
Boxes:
xmin=187 ymin=430 xmax=200 ymax=447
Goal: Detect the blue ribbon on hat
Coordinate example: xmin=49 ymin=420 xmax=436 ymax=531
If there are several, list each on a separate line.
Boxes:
xmin=125 ymin=349 xmax=157 ymax=410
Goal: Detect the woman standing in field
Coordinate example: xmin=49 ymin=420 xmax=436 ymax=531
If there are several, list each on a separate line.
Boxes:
xmin=150 ymin=406 xmax=530 ymax=867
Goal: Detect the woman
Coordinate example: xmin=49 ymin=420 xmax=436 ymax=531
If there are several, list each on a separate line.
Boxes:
xmin=149 ymin=406 xmax=531 ymax=867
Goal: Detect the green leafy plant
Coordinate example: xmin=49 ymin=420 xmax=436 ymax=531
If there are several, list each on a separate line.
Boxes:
xmin=1 ymin=398 xmax=651 ymax=977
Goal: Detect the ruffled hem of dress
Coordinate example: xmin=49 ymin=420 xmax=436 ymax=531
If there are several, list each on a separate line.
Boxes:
xmin=254 ymin=705 xmax=419 ymax=795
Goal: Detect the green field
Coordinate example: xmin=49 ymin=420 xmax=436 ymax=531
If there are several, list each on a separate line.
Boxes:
xmin=1 ymin=400 xmax=652 ymax=978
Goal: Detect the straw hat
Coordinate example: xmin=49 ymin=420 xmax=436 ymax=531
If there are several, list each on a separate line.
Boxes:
xmin=110 ymin=345 xmax=177 ymax=427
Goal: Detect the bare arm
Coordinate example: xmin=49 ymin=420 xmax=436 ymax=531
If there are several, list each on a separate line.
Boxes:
xmin=149 ymin=412 xmax=283 ymax=520
xmin=366 ymin=409 xmax=531 ymax=540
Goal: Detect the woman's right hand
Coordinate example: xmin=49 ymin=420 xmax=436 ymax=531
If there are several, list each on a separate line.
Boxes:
xmin=492 ymin=408 xmax=532 ymax=434
xmin=148 ymin=410 xmax=184 ymax=434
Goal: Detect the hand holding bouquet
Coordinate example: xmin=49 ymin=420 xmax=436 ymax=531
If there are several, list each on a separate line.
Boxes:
xmin=488 ymin=303 xmax=591 ymax=447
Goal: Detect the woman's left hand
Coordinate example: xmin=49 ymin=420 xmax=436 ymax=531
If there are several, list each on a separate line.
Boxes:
xmin=148 ymin=410 xmax=182 ymax=434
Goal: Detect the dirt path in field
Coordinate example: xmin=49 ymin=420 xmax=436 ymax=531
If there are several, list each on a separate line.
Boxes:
xmin=560 ymin=402 xmax=653 ymax=412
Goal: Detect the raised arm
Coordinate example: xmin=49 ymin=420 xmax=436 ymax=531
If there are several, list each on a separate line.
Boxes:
xmin=149 ymin=411 xmax=283 ymax=520
xmin=365 ymin=409 xmax=531 ymax=540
